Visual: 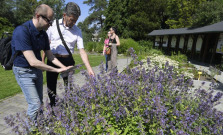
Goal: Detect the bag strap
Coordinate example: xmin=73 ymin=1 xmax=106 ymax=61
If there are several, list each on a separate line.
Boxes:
xmin=5 ymin=25 xmax=28 ymax=70
xmin=56 ymin=19 xmax=73 ymax=57
xmin=13 ymin=25 xmax=28 ymax=58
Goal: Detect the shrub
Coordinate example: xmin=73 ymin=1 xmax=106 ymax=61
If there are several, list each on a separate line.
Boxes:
xmin=85 ymin=40 xmax=104 ymax=53
xmin=4 ymin=48 xmax=223 ymax=134
xmin=170 ymin=51 xmax=188 ymax=63
xmin=138 ymin=40 xmax=153 ymax=49
xmin=84 ymin=41 xmax=95 ymax=52
xmin=94 ymin=42 xmax=104 ymax=53
xmin=119 ymin=38 xmax=150 ymax=56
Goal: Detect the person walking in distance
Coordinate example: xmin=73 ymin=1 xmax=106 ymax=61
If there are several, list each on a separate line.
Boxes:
xmin=107 ymin=27 xmax=120 ymax=72
xmin=103 ymin=31 xmax=111 ymax=72
xmin=11 ymin=4 xmax=73 ymax=121
xmin=42 ymin=2 xmax=95 ymax=107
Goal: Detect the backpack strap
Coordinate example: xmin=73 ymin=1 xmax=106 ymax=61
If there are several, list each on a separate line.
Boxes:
xmin=13 ymin=25 xmax=29 ymax=56
xmin=5 ymin=25 xmax=29 ymax=70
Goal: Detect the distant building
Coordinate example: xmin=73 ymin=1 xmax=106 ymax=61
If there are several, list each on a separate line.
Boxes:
xmin=148 ymin=21 xmax=223 ymax=65
xmin=92 ymin=33 xmax=101 ymax=42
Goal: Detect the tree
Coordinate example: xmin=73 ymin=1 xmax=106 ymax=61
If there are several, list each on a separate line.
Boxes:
xmin=77 ymin=19 xmax=95 ymax=42
xmin=192 ymin=0 xmax=223 ymax=27
xmin=104 ymin=0 xmax=168 ymax=41
xmin=38 ymin=0 xmax=65 ymax=19
xmin=83 ymin=0 xmax=108 ymax=31
xmin=165 ymin=0 xmax=206 ymax=29
xmin=104 ymin=0 xmax=128 ymax=36
xmin=126 ymin=0 xmax=167 ymax=40
xmin=12 ymin=0 xmax=39 ymax=26
xmin=0 ymin=0 xmax=16 ymax=26
xmin=0 ymin=17 xmax=14 ymax=37
xmin=0 ymin=0 xmax=15 ymax=35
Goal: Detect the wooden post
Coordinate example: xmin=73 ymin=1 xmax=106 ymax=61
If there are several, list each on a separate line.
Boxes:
xmin=167 ymin=35 xmax=172 ymax=55
xmin=191 ymin=34 xmax=198 ymax=58
xmin=175 ymin=35 xmax=180 ymax=53
xmin=202 ymin=34 xmax=211 ymax=62
xmin=199 ymin=34 xmax=206 ymax=61
xmin=159 ymin=36 xmax=163 ymax=49
xmin=153 ymin=36 xmax=156 ymax=48
xmin=183 ymin=35 xmax=189 ymax=54
xmin=210 ymin=33 xmax=220 ymax=64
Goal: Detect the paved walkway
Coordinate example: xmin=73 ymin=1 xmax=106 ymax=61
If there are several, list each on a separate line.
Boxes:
xmin=191 ymin=62 xmax=223 ymax=111
xmin=0 ymin=57 xmax=132 ymax=135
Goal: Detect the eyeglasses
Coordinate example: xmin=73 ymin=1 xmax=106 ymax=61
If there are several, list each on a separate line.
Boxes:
xmin=40 ymin=15 xmax=53 ymax=25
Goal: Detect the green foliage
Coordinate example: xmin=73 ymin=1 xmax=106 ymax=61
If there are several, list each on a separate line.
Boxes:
xmin=0 ymin=0 xmax=65 ymax=30
xmin=146 ymin=48 xmax=164 ymax=56
xmin=12 ymin=0 xmax=38 ymax=26
xmin=166 ymin=0 xmax=207 ymax=28
xmin=192 ymin=1 xmax=223 ymax=27
xmin=85 ymin=38 xmax=154 ymax=56
xmin=104 ymin=0 xmax=129 ymax=37
xmin=170 ymin=51 xmax=188 ymax=63
xmin=126 ymin=0 xmax=162 ymax=40
xmin=77 ymin=21 xmax=95 ymax=43
xmin=85 ymin=41 xmax=104 ymax=53
xmin=104 ymin=0 xmax=169 ymax=41
xmin=138 ymin=40 xmax=154 ymax=49
xmin=38 ymin=0 xmax=65 ymax=19
xmin=83 ymin=0 xmax=108 ymax=31
xmin=0 ymin=17 xmax=14 ymax=37
xmin=119 ymin=38 xmax=139 ymax=55
xmin=84 ymin=42 xmax=96 ymax=52
xmin=0 ymin=0 xmax=16 ymax=25
xmin=82 ymin=31 xmax=94 ymax=43
xmin=0 ymin=68 xmax=21 ymax=100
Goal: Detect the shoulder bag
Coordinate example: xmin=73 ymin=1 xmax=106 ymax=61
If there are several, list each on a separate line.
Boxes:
xmin=106 ymin=36 xmax=116 ymax=55
xmin=56 ymin=19 xmax=75 ymax=65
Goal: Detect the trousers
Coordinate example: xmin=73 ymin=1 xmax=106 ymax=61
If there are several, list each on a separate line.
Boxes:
xmin=46 ymin=56 xmax=74 ymax=106
xmin=13 ymin=66 xmax=43 ymax=121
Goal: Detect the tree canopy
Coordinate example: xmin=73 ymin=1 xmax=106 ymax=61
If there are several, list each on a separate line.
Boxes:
xmin=1 ymin=0 xmax=223 ymax=42
xmin=0 ymin=0 xmax=65 ymax=36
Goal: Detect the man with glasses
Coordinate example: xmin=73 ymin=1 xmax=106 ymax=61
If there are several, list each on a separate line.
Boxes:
xmin=39 ymin=15 xmax=53 ymax=26
xmin=11 ymin=4 xmax=73 ymax=121
xmin=42 ymin=2 xmax=95 ymax=107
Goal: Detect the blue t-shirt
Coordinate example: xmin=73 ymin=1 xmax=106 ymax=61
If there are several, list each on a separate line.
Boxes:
xmin=11 ymin=20 xmax=50 ymax=67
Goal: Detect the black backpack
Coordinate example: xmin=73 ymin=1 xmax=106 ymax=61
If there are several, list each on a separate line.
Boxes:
xmin=0 ymin=25 xmax=28 ymax=70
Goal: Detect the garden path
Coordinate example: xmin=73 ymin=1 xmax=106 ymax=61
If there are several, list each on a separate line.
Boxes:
xmin=191 ymin=62 xmax=223 ymax=111
xmin=0 ymin=57 xmax=132 ymax=135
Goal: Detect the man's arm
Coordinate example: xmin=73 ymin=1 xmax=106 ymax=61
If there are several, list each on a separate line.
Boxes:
xmin=79 ymin=48 xmax=95 ymax=76
xmin=23 ymin=50 xmax=72 ymax=72
xmin=42 ymin=51 xmax=46 ymax=63
xmin=44 ymin=50 xmax=69 ymax=68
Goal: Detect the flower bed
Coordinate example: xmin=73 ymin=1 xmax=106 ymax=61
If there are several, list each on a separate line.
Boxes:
xmin=4 ymin=48 xmax=223 ymax=134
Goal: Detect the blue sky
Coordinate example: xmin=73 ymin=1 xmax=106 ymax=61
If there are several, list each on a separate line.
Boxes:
xmin=65 ymin=0 xmax=91 ymax=24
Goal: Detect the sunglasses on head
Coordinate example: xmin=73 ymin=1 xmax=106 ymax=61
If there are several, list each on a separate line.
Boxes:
xmin=40 ymin=15 xmax=53 ymax=25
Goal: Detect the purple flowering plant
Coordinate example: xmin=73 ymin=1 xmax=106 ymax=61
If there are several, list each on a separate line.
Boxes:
xmin=4 ymin=48 xmax=223 ymax=134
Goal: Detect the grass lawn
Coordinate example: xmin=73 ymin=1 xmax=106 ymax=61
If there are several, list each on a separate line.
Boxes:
xmin=0 ymin=53 xmax=105 ymax=100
